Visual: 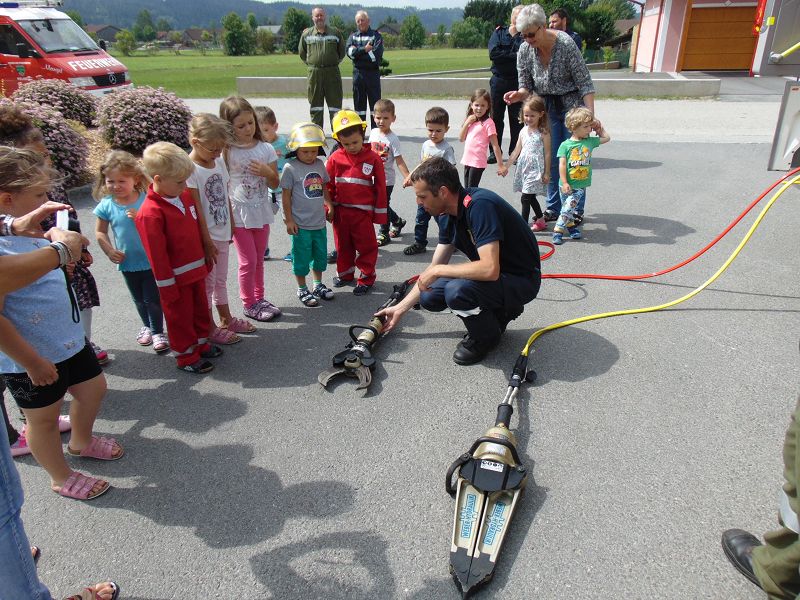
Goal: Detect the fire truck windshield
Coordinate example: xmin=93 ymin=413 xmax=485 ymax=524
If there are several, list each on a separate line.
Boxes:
xmin=17 ymin=18 xmax=97 ymax=53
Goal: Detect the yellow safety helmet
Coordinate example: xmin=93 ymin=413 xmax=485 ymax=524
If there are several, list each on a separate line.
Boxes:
xmin=331 ymin=110 xmax=366 ymax=141
xmin=287 ymin=122 xmax=327 ymax=152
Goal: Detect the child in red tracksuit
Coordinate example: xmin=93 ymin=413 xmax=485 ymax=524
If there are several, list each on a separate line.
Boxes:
xmin=327 ymin=110 xmax=387 ymax=295
xmin=135 ymin=142 xmax=222 ymax=374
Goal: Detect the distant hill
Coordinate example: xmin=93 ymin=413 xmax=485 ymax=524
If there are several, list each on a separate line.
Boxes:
xmin=62 ymin=0 xmax=464 ymax=33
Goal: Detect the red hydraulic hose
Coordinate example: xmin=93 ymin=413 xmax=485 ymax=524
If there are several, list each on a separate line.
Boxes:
xmin=540 ymin=166 xmax=800 ymax=280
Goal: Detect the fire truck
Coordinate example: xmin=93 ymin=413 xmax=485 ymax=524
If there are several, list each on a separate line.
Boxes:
xmin=0 ymin=0 xmax=130 ymax=97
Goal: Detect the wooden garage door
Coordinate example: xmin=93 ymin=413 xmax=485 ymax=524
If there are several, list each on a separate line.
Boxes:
xmin=682 ymin=6 xmax=757 ymax=70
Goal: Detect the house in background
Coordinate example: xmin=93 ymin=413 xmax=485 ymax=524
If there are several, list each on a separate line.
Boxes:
xmin=633 ymin=0 xmax=758 ymax=72
xmin=376 ymin=23 xmax=401 ymax=37
xmin=256 ymin=25 xmax=283 ymax=48
xmin=85 ymin=24 xmax=123 ymax=44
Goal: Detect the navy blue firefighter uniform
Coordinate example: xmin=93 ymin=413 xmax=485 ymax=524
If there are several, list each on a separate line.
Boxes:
xmin=488 ymin=24 xmax=523 ymax=159
xmin=346 ymin=26 xmax=383 ymax=130
xmin=423 ymin=187 xmax=541 ymax=364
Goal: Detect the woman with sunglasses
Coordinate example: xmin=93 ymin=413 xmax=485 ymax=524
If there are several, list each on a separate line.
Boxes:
xmin=503 ymin=4 xmax=597 ymax=227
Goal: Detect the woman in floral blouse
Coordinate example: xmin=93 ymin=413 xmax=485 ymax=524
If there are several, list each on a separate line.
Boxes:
xmin=504 ymin=3 xmax=598 ymax=224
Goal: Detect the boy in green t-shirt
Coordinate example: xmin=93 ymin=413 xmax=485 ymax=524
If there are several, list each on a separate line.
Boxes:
xmin=554 ymin=107 xmax=611 ymax=245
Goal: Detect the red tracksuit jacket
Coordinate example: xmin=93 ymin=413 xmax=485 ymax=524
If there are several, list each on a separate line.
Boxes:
xmin=135 ymin=185 xmax=208 ymax=305
xmin=326 ymin=146 xmax=388 ymax=225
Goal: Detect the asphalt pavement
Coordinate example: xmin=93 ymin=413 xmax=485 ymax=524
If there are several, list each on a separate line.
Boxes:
xmin=13 ymin=90 xmax=800 ymax=600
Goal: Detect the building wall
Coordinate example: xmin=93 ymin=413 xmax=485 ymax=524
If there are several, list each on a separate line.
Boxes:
xmin=635 ymin=0 xmax=758 ymax=72
xmin=634 ymin=0 xmax=662 ymax=72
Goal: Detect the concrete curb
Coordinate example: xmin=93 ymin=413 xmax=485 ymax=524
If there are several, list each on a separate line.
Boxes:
xmin=237 ymin=74 xmax=721 ymax=99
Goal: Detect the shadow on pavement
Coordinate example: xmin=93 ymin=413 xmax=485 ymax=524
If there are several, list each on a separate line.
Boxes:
xmin=485 ymin=326 xmax=620 ymax=386
xmin=578 ymin=212 xmax=695 ymax=247
xmin=251 ymin=531 xmax=395 ymax=599
xmin=93 ymin=366 xmax=247 ymax=433
xmin=593 ymin=157 xmax=662 ymax=170
xmin=93 ymin=438 xmax=355 ymax=549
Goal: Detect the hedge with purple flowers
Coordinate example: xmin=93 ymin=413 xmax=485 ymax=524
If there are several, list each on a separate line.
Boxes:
xmin=97 ymin=86 xmax=191 ymax=155
xmin=0 ymin=98 xmax=89 ymax=187
xmin=12 ymin=79 xmax=97 ymax=128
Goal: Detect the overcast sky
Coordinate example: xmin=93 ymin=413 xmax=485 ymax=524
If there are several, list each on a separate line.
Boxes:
xmin=287 ymin=0 xmax=468 ymax=7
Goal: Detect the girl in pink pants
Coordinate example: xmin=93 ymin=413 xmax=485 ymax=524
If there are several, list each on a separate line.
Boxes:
xmin=220 ymin=96 xmax=282 ymax=322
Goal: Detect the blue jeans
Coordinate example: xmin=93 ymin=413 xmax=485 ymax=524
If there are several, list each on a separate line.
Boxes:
xmin=122 ymin=269 xmax=164 ymax=335
xmin=547 ymin=111 xmax=587 ymax=216
xmin=555 ymin=188 xmax=586 ymax=230
xmin=413 ymin=205 xmax=440 ymax=246
xmin=0 ymin=431 xmax=51 ymax=599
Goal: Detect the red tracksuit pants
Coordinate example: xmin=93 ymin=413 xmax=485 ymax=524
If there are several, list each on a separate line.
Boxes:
xmin=333 ymin=207 xmax=379 ymax=286
xmin=161 ymin=279 xmax=211 ymax=367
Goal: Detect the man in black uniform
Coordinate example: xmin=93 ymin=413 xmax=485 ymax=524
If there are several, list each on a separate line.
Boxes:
xmin=376 ymin=158 xmax=541 ymax=365
xmin=346 ymin=10 xmax=383 ymax=130
xmin=548 ymin=8 xmax=583 ymax=50
xmin=487 ymin=4 xmax=523 ymax=165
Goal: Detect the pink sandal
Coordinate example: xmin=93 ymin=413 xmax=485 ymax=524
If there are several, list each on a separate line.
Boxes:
xmin=64 ymin=581 xmax=120 ymax=600
xmin=67 ymin=436 xmax=124 ymax=461
xmin=55 ymin=471 xmax=111 ymax=501
xmin=209 ymin=326 xmax=241 ymax=345
xmin=225 ymin=317 xmax=256 ymax=333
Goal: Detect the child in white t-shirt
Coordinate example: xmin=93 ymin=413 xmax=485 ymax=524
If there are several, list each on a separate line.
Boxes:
xmin=188 ymin=113 xmax=255 ymax=344
xmin=368 ymin=98 xmax=411 ymax=247
xmin=219 ymin=96 xmax=282 ymax=322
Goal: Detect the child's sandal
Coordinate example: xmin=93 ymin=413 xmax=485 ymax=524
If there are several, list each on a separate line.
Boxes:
xmin=297 ymin=289 xmax=319 ymax=307
xmin=225 ymin=317 xmax=256 ymax=334
xmin=403 ymin=242 xmax=427 ymax=255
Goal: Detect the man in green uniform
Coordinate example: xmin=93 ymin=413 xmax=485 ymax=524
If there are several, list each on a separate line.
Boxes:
xmin=298 ymin=7 xmax=346 ymax=131
xmin=723 ymin=393 xmax=800 ymax=599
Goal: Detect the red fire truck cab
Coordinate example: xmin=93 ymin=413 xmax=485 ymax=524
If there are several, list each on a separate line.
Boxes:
xmin=0 ymin=0 xmax=130 ymax=97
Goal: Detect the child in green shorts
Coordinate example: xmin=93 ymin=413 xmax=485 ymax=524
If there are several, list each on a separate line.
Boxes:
xmin=280 ymin=122 xmax=335 ymax=307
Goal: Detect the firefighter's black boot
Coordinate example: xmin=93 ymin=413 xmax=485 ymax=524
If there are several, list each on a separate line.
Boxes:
xmin=453 ymin=310 xmax=502 ymax=365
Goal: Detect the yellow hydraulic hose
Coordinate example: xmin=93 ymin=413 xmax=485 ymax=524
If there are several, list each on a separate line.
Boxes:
xmin=521 ymin=174 xmax=800 ymax=357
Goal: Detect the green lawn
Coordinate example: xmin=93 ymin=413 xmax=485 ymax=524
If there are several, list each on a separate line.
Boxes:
xmin=112 ymin=49 xmax=490 ymax=98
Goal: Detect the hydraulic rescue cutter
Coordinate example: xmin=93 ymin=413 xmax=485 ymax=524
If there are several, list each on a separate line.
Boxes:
xmin=318 ymin=277 xmax=418 ymax=391
xmin=446 ymin=354 xmax=535 ymax=598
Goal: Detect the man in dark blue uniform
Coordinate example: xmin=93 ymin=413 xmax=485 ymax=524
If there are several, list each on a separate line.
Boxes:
xmin=346 ymin=10 xmax=383 ymax=130
xmin=549 ymin=8 xmax=583 ymax=50
xmin=487 ymin=4 xmax=523 ymax=165
xmin=377 ymin=158 xmax=541 ymax=365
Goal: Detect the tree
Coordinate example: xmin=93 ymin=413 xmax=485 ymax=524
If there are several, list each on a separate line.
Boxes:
xmin=114 ymin=29 xmax=136 ymax=56
xmin=256 ymin=28 xmax=275 ymax=54
xmin=581 ymin=3 xmax=617 ymax=49
xmin=132 ymin=9 xmax=157 ymax=42
xmin=199 ymin=30 xmax=213 ymax=55
xmin=382 ymin=33 xmax=401 ymax=49
xmin=400 ymin=15 xmax=425 ymax=50
xmin=156 ymin=18 xmax=171 ymax=32
xmin=435 ymin=24 xmax=447 ymax=47
xmin=329 ymin=14 xmax=348 ymax=36
xmin=283 ymin=7 xmax=312 ymax=54
xmin=449 ymin=17 xmax=490 ymax=48
xmin=169 ymin=31 xmax=183 ymax=55
xmin=463 ymin=0 xmax=514 ymax=28
xmin=247 ymin=13 xmax=258 ymax=32
xmin=592 ymin=0 xmax=636 ymax=20
xmin=66 ymin=10 xmax=84 ymax=28
xmin=221 ymin=12 xmax=255 ymax=56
